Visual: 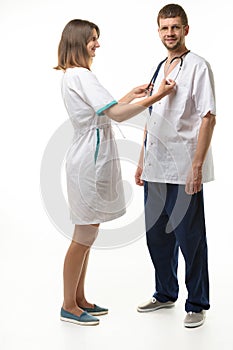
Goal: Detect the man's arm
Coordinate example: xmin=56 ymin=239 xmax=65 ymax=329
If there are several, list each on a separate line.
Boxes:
xmin=135 ymin=127 xmax=147 ymax=186
xmin=185 ymin=112 xmax=216 ymax=195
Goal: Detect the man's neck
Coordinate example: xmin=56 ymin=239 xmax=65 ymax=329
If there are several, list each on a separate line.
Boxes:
xmin=167 ymin=47 xmax=189 ymax=62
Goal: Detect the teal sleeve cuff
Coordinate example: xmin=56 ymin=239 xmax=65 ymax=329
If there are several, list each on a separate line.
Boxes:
xmin=97 ymin=100 xmax=118 ymax=116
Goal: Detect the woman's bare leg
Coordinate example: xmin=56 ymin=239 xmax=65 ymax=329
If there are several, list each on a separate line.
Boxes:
xmin=75 ymin=250 xmax=93 ymax=308
xmin=62 ymin=224 xmax=99 ymax=316
xmin=62 ymin=241 xmax=89 ymax=316
xmin=75 ymin=224 xmax=99 ymax=308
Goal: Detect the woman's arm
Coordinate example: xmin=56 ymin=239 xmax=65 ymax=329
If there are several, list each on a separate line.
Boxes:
xmin=118 ymin=84 xmax=153 ymax=103
xmin=104 ymin=79 xmax=175 ymax=122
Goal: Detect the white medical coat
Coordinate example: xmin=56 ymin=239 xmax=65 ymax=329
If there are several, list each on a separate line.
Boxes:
xmin=142 ymin=52 xmax=216 ymax=184
xmin=61 ymin=67 xmax=126 ymax=224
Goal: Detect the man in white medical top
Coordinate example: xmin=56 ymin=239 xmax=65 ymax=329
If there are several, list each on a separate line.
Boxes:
xmin=135 ymin=4 xmax=216 ymax=328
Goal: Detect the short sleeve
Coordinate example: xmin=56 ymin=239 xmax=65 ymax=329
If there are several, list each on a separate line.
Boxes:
xmin=67 ymin=68 xmax=117 ymax=115
xmin=192 ymin=61 xmax=216 ymax=118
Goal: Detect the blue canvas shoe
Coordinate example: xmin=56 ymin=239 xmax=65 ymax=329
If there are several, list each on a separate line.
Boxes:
xmin=60 ymin=308 xmax=99 ymax=326
xmin=81 ymin=304 xmax=108 ymax=316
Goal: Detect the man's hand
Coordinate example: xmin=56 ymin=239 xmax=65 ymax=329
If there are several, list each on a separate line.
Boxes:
xmin=135 ymin=166 xmax=144 ymax=186
xmin=185 ymin=164 xmax=202 ymax=195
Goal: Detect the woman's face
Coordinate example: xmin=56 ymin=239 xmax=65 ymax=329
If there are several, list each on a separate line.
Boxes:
xmin=86 ymin=29 xmax=100 ymax=58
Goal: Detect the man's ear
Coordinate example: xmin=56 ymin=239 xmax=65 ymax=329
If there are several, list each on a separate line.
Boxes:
xmin=184 ymin=25 xmax=189 ymax=36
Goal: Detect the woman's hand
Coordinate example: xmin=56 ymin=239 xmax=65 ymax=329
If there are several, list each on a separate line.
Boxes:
xmin=157 ymin=78 xmax=176 ymax=97
xmin=131 ymin=84 xmax=154 ymax=99
xmin=119 ymin=84 xmax=153 ymax=103
xmin=119 ymin=79 xmax=174 ymax=104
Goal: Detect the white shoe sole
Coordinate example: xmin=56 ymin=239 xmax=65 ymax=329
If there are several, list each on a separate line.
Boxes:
xmin=88 ymin=311 xmax=108 ymax=316
xmin=137 ymin=303 xmax=175 ymax=313
xmin=60 ymin=316 xmax=99 ymax=326
xmin=184 ymin=320 xmax=205 ymax=328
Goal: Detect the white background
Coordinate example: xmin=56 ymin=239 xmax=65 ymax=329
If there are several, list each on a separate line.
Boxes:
xmin=0 ymin=0 xmax=232 ymax=349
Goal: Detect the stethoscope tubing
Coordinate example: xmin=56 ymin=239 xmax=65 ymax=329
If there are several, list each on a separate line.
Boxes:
xmin=147 ymin=50 xmax=190 ymax=115
xmin=147 ymin=50 xmax=190 ymax=90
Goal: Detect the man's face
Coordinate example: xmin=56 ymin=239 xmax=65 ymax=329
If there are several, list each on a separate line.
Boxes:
xmin=158 ymin=16 xmax=189 ymax=51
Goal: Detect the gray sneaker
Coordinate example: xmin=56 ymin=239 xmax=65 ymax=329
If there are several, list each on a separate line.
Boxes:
xmin=184 ymin=311 xmax=206 ymax=328
xmin=137 ymin=297 xmax=175 ymax=313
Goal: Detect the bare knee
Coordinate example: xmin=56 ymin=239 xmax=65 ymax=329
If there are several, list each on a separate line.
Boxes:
xmin=72 ymin=224 xmax=99 ymax=247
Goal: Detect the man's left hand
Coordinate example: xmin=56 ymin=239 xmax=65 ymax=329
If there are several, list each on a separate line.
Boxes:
xmin=185 ymin=165 xmax=202 ymax=195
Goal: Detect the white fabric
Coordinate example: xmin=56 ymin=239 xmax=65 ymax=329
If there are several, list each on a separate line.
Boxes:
xmin=61 ymin=67 xmax=126 ymax=224
xmin=142 ymin=52 xmax=216 ymax=184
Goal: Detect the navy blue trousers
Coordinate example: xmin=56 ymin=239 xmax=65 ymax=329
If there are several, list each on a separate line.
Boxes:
xmin=144 ymin=182 xmax=210 ymax=313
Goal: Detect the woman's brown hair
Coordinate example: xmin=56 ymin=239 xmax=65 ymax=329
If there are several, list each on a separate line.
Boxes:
xmin=54 ymin=19 xmax=100 ymax=71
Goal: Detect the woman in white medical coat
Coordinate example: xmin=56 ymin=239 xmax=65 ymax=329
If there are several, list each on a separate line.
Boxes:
xmin=55 ymin=19 xmax=175 ymax=326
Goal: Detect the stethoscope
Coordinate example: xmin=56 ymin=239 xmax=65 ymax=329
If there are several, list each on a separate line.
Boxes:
xmin=146 ymin=50 xmax=190 ymax=91
xmin=147 ymin=50 xmax=190 ymax=115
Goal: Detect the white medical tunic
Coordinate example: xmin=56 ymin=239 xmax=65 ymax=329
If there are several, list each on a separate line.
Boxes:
xmin=61 ymin=67 xmax=126 ymax=224
xmin=142 ymin=52 xmax=216 ymax=184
